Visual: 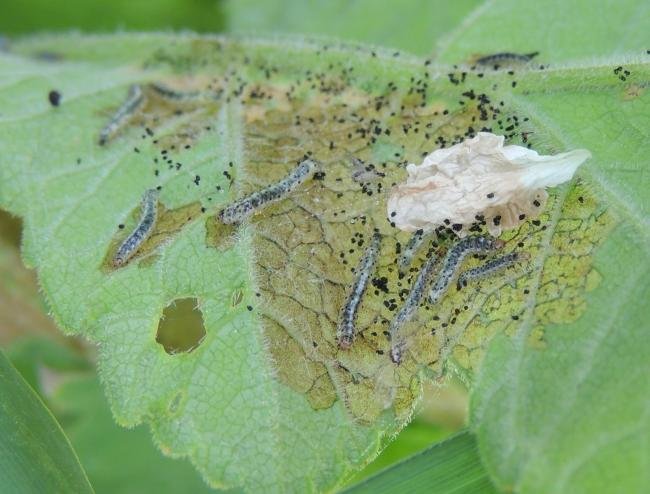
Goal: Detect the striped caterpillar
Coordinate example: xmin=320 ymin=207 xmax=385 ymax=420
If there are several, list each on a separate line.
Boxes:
xmin=99 ymin=84 xmax=145 ymax=146
xmin=337 ymin=231 xmax=382 ymax=349
xmin=113 ymin=188 xmax=159 ymax=267
xmin=457 ymin=251 xmax=529 ymax=290
xmin=389 ymin=252 xmax=439 ymax=364
xmin=398 ymin=229 xmax=434 ymax=276
xmin=218 ymin=159 xmax=317 ymax=224
xmin=476 ymin=51 xmax=539 ymax=66
xmin=428 ymin=235 xmax=504 ymax=304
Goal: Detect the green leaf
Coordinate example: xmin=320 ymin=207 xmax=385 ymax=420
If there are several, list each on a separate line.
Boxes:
xmin=0 ymin=6 xmax=648 ymax=490
xmin=5 ymin=335 xmax=222 ymax=494
xmin=435 ymin=1 xmax=650 ymax=493
xmin=344 ymin=431 xmax=497 ymax=494
xmin=436 ymin=0 xmax=649 ymax=63
xmin=51 ymin=372 xmax=224 ymax=494
xmin=2 ymin=35 xmax=422 ymax=493
xmin=0 ymin=348 xmax=93 ymax=494
xmin=348 ymin=420 xmax=455 ymax=484
xmin=224 ymin=0 xmax=482 ymax=55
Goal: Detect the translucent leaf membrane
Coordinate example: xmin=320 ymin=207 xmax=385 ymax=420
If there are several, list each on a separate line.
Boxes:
xmin=1 ymin=33 xmax=647 ymax=492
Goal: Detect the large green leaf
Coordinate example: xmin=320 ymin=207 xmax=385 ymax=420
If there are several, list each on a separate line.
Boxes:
xmin=434 ymin=1 xmax=650 ymax=493
xmin=0 ymin=348 xmax=93 ymax=494
xmin=224 ymin=0 xmax=481 ymax=55
xmin=436 ymin=0 xmax=649 ymax=62
xmin=0 ymin=4 xmax=648 ymax=490
xmin=1 ymin=35 xmax=433 ymax=493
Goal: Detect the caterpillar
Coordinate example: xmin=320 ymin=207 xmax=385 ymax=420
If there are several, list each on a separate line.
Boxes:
xmin=456 ymin=251 xmax=529 ymax=290
xmin=99 ymin=84 xmax=145 ymax=146
xmin=218 ymin=159 xmax=317 ymax=224
xmin=337 ymin=230 xmax=382 ymax=349
xmin=351 ymin=157 xmax=385 ymax=183
xmin=398 ymin=229 xmax=433 ymax=276
xmin=113 ymin=189 xmax=159 ymax=267
xmin=389 ymin=252 xmax=439 ymax=364
xmin=149 ymin=82 xmax=203 ymax=101
xmin=476 ymin=51 xmax=539 ymax=66
xmin=428 ymin=235 xmax=503 ymax=304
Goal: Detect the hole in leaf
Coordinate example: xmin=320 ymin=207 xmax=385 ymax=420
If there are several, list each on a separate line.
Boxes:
xmin=156 ymin=298 xmax=206 ymax=354
xmin=0 ymin=209 xmax=23 ymax=249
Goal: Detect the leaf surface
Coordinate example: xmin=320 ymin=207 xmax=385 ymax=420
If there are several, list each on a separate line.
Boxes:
xmin=224 ymin=0 xmax=482 ymax=55
xmin=437 ymin=1 xmax=650 ymax=492
xmin=0 ymin=13 xmax=648 ymax=492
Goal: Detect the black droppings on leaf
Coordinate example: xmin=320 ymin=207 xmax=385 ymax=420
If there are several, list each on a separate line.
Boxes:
xmin=48 ymin=90 xmax=61 ymax=107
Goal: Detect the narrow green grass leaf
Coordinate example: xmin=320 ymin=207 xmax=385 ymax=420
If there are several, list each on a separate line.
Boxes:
xmin=0 ymin=349 xmax=93 ymax=494
xmin=344 ymin=431 xmax=497 ymax=494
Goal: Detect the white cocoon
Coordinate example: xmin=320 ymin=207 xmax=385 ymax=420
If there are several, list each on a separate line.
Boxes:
xmin=387 ymin=132 xmax=590 ymax=236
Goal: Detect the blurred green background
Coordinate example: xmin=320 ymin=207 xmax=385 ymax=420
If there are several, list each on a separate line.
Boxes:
xmin=0 ymin=0 xmax=226 ymax=34
xmin=0 ymin=1 xmax=470 ymax=492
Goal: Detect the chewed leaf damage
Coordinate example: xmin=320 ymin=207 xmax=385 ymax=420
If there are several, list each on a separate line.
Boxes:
xmin=96 ymin=50 xmax=614 ymax=425
xmin=1 ymin=35 xmax=624 ymax=492
xmin=211 ymin=77 xmax=612 ymax=423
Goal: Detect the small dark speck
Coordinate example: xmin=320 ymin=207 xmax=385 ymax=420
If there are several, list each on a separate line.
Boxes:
xmin=487 ymin=192 xmax=495 ymax=199
xmin=48 ymin=90 xmax=61 ymax=107
xmin=533 ymin=199 xmax=541 ymax=207
xmin=118 ymin=224 xmax=125 ymax=229
xmin=246 ymin=305 xmax=253 ymax=311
